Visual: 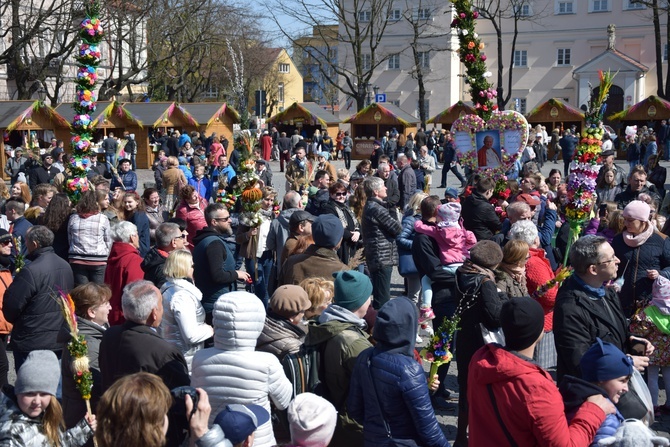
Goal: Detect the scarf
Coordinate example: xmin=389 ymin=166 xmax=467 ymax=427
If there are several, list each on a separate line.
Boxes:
xmin=498 ymin=262 xmax=526 ymax=284
xmin=459 ymin=259 xmax=496 ymax=283
xmin=622 ymin=221 xmax=655 ymax=248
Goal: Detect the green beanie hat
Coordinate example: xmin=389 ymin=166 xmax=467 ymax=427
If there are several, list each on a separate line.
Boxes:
xmin=333 ymin=270 xmax=372 ymax=311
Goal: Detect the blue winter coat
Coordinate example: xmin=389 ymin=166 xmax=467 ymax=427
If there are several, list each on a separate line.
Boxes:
xmin=348 ymin=297 xmax=450 ymax=447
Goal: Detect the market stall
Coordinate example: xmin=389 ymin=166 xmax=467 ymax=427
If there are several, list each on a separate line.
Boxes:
xmin=0 ymin=100 xmax=71 ymax=180
xmin=267 ymin=102 xmax=340 ymax=141
xmin=342 ymin=103 xmax=419 ymax=159
xmin=427 ymin=101 xmax=477 ymax=130
xmin=525 ymin=98 xmax=585 ymax=159
xmin=122 ymin=102 xmax=198 ymax=169
xmin=181 ymin=102 xmax=239 ymax=143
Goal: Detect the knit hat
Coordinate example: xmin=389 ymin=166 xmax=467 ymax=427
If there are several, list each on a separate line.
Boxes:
xmin=312 ymin=214 xmax=344 ymax=248
xmin=333 ymin=270 xmax=372 ymax=311
xmin=444 ymin=188 xmax=459 ymax=200
xmin=214 ymin=404 xmax=270 ymax=445
xmin=652 ymin=275 xmax=670 ymax=314
xmin=288 ymin=393 xmax=337 ymax=447
xmin=373 ymin=140 xmax=381 ymax=147
xmin=270 ymin=285 xmax=311 ymax=319
xmin=437 ymin=202 xmax=461 ymax=225
xmin=15 ymin=350 xmax=60 ymax=396
xmin=623 ymin=200 xmax=650 ymax=222
xmin=0 ymin=229 xmax=12 ymax=244
xmin=580 ymin=338 xmax=634 ymax=382
xmin=469 ymin=240 xmax=503 ymax=269
xmin=500 ymin=297 xmax=545 ymax=351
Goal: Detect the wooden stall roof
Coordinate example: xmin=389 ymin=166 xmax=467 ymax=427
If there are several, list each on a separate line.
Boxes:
xmin=182 ymin=103 xmax=240 ymax=127
xmin=55 ymin=101 xmax=144 ymax=127
xmin=122 ymin=102 xmax=198 ymax=128
xmin=427 ymin=101 xmax=477 ymax=124
xmin=608 ymin=95 xmax=670 ymax=121
xmin=268 ymin=102 xmax=340 ymax=127
xmin=526 ymin=98 xmax=585 ymax=122
xmin=0 ymin=101 xmax=71 ymax=131
xmin=343 ymin=102 xmax=419 ymax=125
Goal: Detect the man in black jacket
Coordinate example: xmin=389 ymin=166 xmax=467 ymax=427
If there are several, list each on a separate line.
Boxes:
xmin=141 ymin=222 xmax=185 ymax=289
xmin=99 ymin=280 xmax=190 ymax=446
xmin=554 ymin=235 xmax=654 ymax=384
xmin=3 ymin=226 xmax=74 ymax=371
xmin=461 ymin=177 xmax=501 ymax=241
xmin=397 ymin=154 xmax=417 ymax=211
xmin=28 ymin=153 xmax=59 ymax=190
xmin=439 ymin=133 xmax=467 ymax=188
xmin=615 ymin=165 xmax=661 ymax=209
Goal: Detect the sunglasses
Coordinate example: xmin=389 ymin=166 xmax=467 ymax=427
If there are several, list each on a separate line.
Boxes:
xmin=0 ymin=240 xmax=11 ymax=246
xmin=334 ymin=192 xmax=347 ymax=197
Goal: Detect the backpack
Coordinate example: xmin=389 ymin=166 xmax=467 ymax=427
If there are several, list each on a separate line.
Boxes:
xmin=280 ymin=343 xmax=328 ymax=400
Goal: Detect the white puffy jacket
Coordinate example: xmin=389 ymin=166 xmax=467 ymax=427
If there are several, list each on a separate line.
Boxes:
xmin=191 ymin=291 xmax=293 ymax=447
xmin=159 ymin=278 xmax=213 ymax=372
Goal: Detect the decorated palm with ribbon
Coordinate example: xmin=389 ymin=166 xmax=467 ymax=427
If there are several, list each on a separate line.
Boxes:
xmin=66 ymin=0 xmax=104 ymax=204
xmin=563 ymin=70 xmax=616 ymax=264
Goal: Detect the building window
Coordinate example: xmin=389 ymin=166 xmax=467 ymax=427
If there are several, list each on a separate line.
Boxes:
xmin=278 ymin=63 xmax=290 ymax=73
xmin=556 ymin=1 xmax=574 ymax=13
xmin=624 ymin=0 xmax=645 ymax=9
xmin=391 ymin=100 xmax=401 ymax=107
xmin=513 ymin=98 xmax=527 ymax=114
xmin=362 ymin=53 xmax=371 ymax=70
xmin=202 ymin=86 xmax=218 ymax=99
xmin=514 ymin=3 xmax=532 ymax=16
xmin=418 ymin=51 xmax=430 ymax=69
xmin=557 ymin=48 xmax=571 ymax=65
xmin=664 ymin=43 xmax=668 ymax=62
xmin=513 ymin=50 xmax=528 ymax=67
xmin=417 ymin=8 xmax=432 ymax=19
xmin=278 ymin=82 xmax=284 ymax=103
xmin=358 ymin=10 xmax=371 ymax=22
xmin=388 ymin=54 xmax=400 ymax=69
xmin=415 ymin=100 xmax=430 ymax=118
xmin=590 ymin=0 xmax=609 ymax=11
xmin=389 ymin=9 xmax=401 ymax=20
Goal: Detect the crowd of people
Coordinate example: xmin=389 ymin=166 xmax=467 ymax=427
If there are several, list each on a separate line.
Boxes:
xmin=0 ymin=123 xmax=669 ymax=447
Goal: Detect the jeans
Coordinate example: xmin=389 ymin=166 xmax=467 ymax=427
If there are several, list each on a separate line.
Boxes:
xmin=71 ymin=263 xmax=106 ymax=286
xmin=371 ymin=266 xmax=393 ymax=309
xmin=0 ymin=334 xmax=7 ymax=388
xmin=105 ymin=152 xmax=116 ymax=168
xmin=343 ymin=151 xmax=352 ymax=169
xmin=245 ymin=252 xmax=274 ymax=308
xmin=440 ymin=164 xmax=466 ymax=186
xmin=130 ymin=153 xmax=136 ymax=171
xmin=563 ymin=158 xmax=571 ymax=178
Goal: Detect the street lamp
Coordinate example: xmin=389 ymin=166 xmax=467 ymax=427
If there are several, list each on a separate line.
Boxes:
xmin=373 ymin=85 xmax=380 ymax=101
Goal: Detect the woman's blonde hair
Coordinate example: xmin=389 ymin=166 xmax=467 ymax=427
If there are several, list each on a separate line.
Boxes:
xmin=501 ymin=239 xmax=529 ymax=266
xmin=163 ymin=249 xmax=192 ymax=279
xmin=167 ymin=156 xmax=179 ymax=167
xmin=299 ymin=277 xmax=335 ymax=318
xmin=95 ymin=372 xmax=172 ymax=447
xmin=406 ymin=192 xmax=428 ymax=216
xmin=42 ymin=396 xmax=65 ymax=447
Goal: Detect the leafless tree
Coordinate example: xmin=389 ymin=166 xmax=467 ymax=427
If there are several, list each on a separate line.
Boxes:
xmin=269 ymin=0 xmax=394 ymax=110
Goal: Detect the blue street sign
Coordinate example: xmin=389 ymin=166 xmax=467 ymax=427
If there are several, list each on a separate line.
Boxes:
xmin=375 ymin=93 xmax=386 ymax=103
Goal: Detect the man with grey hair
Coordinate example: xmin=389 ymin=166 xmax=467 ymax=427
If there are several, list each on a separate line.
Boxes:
xmin=99 ymin=280 xmax=190 ymax=445
xmin=375 ymin=162 xmax=400 ymax=220
xmin=361 ymin=177 xmax=402 ymax=309
xmin=141 ymin=222 xmax=185 ymax=288
xmin=4 ymin=225 xmax=74 ymax=371
xmin=104 ymin=221 xmax=144 ymax=325
xmin=553 ymin=235 xmax=654 ymax=390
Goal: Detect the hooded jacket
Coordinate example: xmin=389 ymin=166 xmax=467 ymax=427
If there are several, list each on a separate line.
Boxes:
xmin=191 ymin=291 xmax=292 ymax=447
xmin=468 ymin=344 xmax=606 ymax=447
xmin=104 ymin=242 xmax=144 ymax=326
xmin=159 ymin=278 xmax=213 ymax=371
xmin=348 ymin=298 xmax=449 ymax=447
xmin=559 ymin=375 xmax=624 ymax=447
xmin=304 ymin=305 xmax=372 ymax=428
xmin=0 ymin=387 xmax=93 ymax=447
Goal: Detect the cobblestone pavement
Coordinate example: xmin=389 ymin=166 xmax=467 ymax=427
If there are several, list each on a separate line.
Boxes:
xmin=8 ymin=156 xmax=670 ymax=442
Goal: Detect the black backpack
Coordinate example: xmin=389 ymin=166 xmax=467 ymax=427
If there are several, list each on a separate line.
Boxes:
xmin=280 ymin=343 xmax=328 ymax=400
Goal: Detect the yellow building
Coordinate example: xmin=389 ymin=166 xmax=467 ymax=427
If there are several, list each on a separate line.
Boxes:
xmin=250 ymin=48 xmax=303 ymax=119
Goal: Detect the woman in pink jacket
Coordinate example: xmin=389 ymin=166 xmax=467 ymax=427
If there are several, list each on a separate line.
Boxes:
xmin=175 ymin=185 xmax=208 ymax=248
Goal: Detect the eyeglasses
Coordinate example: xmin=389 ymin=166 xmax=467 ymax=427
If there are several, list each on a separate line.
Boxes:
xmin=212 ymin=216 xmax=230 ymax=222
xmin=173 ymin=234 xmax=186 ymax=240
xmin=334 ymin=192 xmax=347 ymax=197
xmin=597 ymin=257 xmax=618 ymax=266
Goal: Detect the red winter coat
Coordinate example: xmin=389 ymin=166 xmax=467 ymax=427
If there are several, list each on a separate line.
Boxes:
xmin=104 ymin=242 xmax=144 ymax=326
xmin=261 ymin=134 xmax=273 ymax=160
xmin=526 ymin=247 xmax=557 ymax=331
xmin=468 ymin=344 xmax=605 ymax=447
xmin=175 ymin=198 xmax=208 ymax=248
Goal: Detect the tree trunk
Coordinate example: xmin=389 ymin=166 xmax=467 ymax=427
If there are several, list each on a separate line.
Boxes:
xmin=652 ymin=0 xmax=664 ymax=99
